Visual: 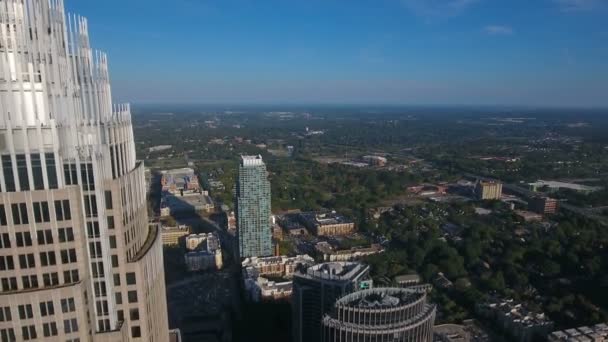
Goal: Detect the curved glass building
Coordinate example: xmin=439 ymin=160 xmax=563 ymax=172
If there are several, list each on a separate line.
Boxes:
xmin=322 ymin=287 xmax=436 ymax=342
xmin=0 ymin=1 xmax=169 ymax=341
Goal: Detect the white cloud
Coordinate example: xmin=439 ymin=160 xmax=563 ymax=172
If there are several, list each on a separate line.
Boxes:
xmin=484 ymin=25 xmax=514 ymax=35
xmin=400 ymin=0 xmax=480 ymax=17
xmin=554 ymin=0 xmax=602 ymax=12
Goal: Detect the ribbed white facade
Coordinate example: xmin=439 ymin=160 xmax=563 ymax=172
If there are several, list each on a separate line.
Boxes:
xmin=0 ymin=0 xmax=169 ymax=341
xmin=322 ymin=288 xmax=436 ymax=342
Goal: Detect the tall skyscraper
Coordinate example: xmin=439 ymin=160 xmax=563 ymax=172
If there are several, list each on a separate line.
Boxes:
xmin=0 ymin=1 xmax=169 ymax=341
xmin=292 ymin=262 xmax=372 ymax=342
xmin=322 ymin=287 xmax=436 ymax=342
xmin=236 ymin=155 xmax=272 ymax=258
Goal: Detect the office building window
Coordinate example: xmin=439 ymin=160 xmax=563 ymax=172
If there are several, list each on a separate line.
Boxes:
xmin=105 ymin=191 xmax=113 ymax=210
xmin=131 ymin=326 xmax=141 ymax=338
xmin=22 ymin=275 xmax=38 ymax=289
xmin=63 ymin=318 xmax=78 ymax=334
xmin=61 ymin=298 xmax=76 ymax=313
xmin=16 ymin=232 xmax=33 ymax=247
xmin=98 ymin=318 xmax=111 ymax=332
xmin=84 ymin=195 xmax=98 ymax=217
xmin=0 ymin=306 xmax=11 ymax=322
xmin=81 ymin=163 xmax=95 ymax=190
xmin=91 ymin=261 xmax=105 ymax=278
xmin=18 ymin=253 xmax=35 ymax=268
xmin=17 ymin=304 xmax=33 ymax=319
xmin=40 ymin=251 xmax=56 ymax=266
xmin=21 ymin=325 xmax=37 ymax=340
xmin=0 ymin=256 xmax=14 ymax=271
xmin=42 ymin=272 xmax=59 ymax=287
xmin=54 ymin=199 xmax=71 ymax=221
xmin=39 ymin=301 xmax=55 ymax=316
xmin=0 ymin=205 xmax=6 ymax=226
xmin=64 ymin=163 xmax=78 ymax=185
xmin=42 ymin=322 xmax=58 ymax=337
xmin=94 ymin=281 xmax=107 ymax=297
xmin=95 ymin=300 xmax=109 ymax=316
xmin=63 ymin=270 xmax=79 ymax=283
xmin=36 ymin=229 xmax=53 ymax=245
xmin=11 ymin=203 xmax=28 ymax=225
xmin=60 ymin=249 xmax=77 ymax=264
xmin=126 ymin=272 xmax=136 ymax=285
xmin=16 ymin=154 xmax=30 ymax=191
xmin=31 ymin=154 xmax=44 ymax=190
xmin=33 ymin=202 xmax=50 ymax=223
xmin=30 ymin=153 xmax=44 ymax=190
xmin=0 ymin=234 xmax=10 ymax=248
xmin=0 ymin=328 xmax=15 ymax=342
xmin=89 ymin=242 xmax=102 ymax=258
xmin=127 ymin=290 xmax=138 ymax=303
xmin=2 ymin=155 xmax=15 ymax=192
xmin=45 ymin=153 xmax=58 ymax=189
xmin=107 ymin=215 xmax=115 ymax=229
xmin=1 ymin=277 xmax=17 ymax=291
xmin=86 ymin=222 xmax=100 ymax=238
xmin=58 ymin=227 xmax=74 ymax=242
xmin=130 ymin=308 xmax=139 ymax=321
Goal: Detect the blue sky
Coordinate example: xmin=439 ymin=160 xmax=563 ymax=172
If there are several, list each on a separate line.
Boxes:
xmin=68 ymin=0 xmax=608 ymax=107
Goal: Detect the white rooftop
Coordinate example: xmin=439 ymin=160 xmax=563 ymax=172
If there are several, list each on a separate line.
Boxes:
xmin=241 ymin=155 xmax=265 ymax=166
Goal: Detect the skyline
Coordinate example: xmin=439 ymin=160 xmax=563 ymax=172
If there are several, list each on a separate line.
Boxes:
xmin=68 ymin=0 xmax=608 ymax=107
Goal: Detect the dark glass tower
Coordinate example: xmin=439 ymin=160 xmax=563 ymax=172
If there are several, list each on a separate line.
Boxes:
xmin=292 ymin=262 xmax=372 ymax=342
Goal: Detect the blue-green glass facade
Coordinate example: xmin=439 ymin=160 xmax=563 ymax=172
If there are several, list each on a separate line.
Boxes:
xmin=236 ymin=155 xmax=272 ymax=258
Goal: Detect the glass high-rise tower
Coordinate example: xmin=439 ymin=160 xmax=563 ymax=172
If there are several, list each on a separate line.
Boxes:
xmin=236 ymin=155 xmax=272 ymax=258
xmin=0 ymin=1 xmax=169 ymax=341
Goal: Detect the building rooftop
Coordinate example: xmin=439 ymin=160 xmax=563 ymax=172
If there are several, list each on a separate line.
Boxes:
xmin=479 ymin=298 xmax=553 ymax=328
xmin=257 ymin=277 xmax=293 ymax=292
xmin=162 ymin=224 xmax=190 ymax=232
xmin=242 ymin=255 xmax=314 ymax=269
xmin=300 ymin=211 xmax=354 ymax=226
xmin=478 ymin=180 xmax=502 ymax=185
xmin=394 ymin=274 xmax=421 ymax=284
xmin=162 ymin=167 xmax=196 ymax=177
xmin=434 ymin=324 xmax=470 ymax=342
xmin=550 ymin=323 xmax=608 ymax=341
xmin=297 ymin=262 xmax=369 ymax=282
xmin=348 ymin=290 xmax=424 ymax=309
xmin=323 ymin=287 xmax=436 ymax=332
xmin=161 ymin=168 xmax=200 ymax=194
xmin=162 ymin=192 xmax=214 ymax=212
xmin=242 ymin=255 xmax=316 ymax=280
xmin=241 ymin=155 xmax=265 ymax=166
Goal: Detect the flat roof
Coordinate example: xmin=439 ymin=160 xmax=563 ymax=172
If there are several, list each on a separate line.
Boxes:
xmin=241 ymin=155 xmax=265 ymax=166
xmin=298 ymin=262 xmax=369 ymax=282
